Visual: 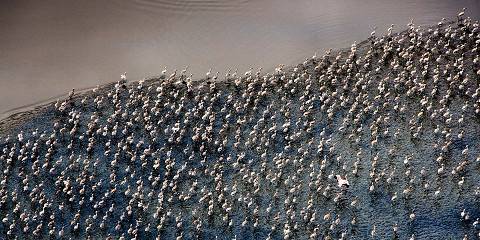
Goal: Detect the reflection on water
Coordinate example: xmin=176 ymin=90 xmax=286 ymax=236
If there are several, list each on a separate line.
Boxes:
xmin=0 ymin=0 xmax=479 ymax=112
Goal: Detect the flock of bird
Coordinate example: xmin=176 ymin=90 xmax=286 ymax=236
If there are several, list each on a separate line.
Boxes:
xmin=0 ymin=11 xmax=479 ymax=239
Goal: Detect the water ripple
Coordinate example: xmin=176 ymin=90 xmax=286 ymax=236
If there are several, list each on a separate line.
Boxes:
xmin=126 ymin=0 xmax=253 ymax=14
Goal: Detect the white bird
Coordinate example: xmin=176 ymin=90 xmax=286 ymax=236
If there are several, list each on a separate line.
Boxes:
xmin=462 ymin=146 xmax=468 ymax=155
xmin=458 ymin=177 xmax=465 ymax=186
xmin=169 ymin=69 xmax=177 ymax=79
xmin=461 ymin=209 xmax=470 ymax=220
xmin=335 ymin=175 xmax=350 ymax=188
xmin=458 ymin=8 xmax=466 ymax=18
xmin=181 ymin=66 xmax=189 ymax=75
xmin=387 ymin=24 xmax=394 ymax=36
xmin=408 ymin=19 xmax=414 ymax=27
xmin=120 ymin=72 xmax=127 ymax=81
xmin=438 ymin=164 xmax=444 ymax=174
xmin=245 ymin=68 xmax=253 ymax=76
xmin=370 ymin=26 xmax=377 ymax=37
xmin=438 ymin=21 xmax=443 ymax=27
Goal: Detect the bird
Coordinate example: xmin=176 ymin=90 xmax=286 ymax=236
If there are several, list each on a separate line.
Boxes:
xmin=458 ymin=177 xmax=465 ymax=187
xmin=68 ymin=88 xmax=75 ymax=100
xmin=370 ymin=26 xmax=377 ymax=37
xmin=181 ymin=66 xmax=189 ymax=75
xmin=335 ymin=175 xmax=350 ymax=189
xmin=245 ymin=68 xmax=253 ymax=76
xmin=462 ymin=146 xmax=468 ymax=155
xmin=120 ymin=72 xmax=127 ymax=81
xmin=458 ymin=8 xmax=466 ymax=18
xmin=438 ymin=18 xmax=445 ymax=27
xmin=206 ymin=68 xmax=212 ymax=79
xmin=461 ymin=209 xmax=470 ymax=221
xmin=387 ymin=24 xmax=395 ymax=36
xmin=169 ymin=69 xmax=177 ymax=79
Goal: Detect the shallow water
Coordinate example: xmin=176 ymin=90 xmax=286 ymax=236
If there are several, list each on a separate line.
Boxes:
xmin=0 ymin=17 xmax=479 ymax=238
xmin=1 ymin=0 xmax=479 ymax=112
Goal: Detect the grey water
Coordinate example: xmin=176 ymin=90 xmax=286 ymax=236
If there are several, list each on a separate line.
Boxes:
xmin=1 ymin=0 xmax=479 ymax=113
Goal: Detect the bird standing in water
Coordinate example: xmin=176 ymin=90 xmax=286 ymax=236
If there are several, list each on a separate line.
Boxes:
xmin=335 ymin=175 xmax=350 ymax=189
xmin=120 ymin=72 xmax=127 ymax=84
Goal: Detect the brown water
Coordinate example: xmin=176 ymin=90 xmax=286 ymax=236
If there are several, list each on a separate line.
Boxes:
xmin=1 ymin=0 xmax=479 ymax=113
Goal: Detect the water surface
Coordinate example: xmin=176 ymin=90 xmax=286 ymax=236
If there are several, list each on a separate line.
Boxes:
xmin=1 ymin=0 xmax=479 ymax=112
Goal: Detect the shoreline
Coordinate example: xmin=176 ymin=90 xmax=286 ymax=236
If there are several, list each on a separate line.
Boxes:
xmin=0 ymin=36 xmax=374 ymax=134
xmin=3 ymin=21 xmax=442 ymax=124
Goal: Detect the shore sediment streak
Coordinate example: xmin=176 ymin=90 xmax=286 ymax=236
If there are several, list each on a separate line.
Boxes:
xmin=0 ymin=13 xmax=479 ymax=239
